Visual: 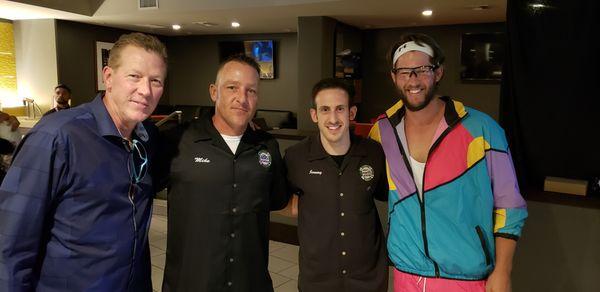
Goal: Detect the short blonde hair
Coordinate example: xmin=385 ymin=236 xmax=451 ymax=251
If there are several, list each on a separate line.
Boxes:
xmin=107 ymin=32 xmax=168 ymax=69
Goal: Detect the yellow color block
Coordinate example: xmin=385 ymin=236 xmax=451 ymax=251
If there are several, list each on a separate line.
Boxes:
xmin=386 ymin=162 xmax=397 ymax=191
xmin=494 ymin=208 xmax=506 ymax=233
xmin=467 ymin=137 xmax=490 ymax=167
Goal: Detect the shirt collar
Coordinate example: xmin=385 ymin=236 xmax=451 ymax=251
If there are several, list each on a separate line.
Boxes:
xmin=192 ymin=114 xmax=267 ymax=153
xmin=89 ymin=93 xmax=149 ymax=141
xmin=307 ymin=134 xmax=367 ymax=161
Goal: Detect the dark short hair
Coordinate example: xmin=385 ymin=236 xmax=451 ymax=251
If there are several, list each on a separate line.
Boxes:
xmin=388 ymin=33 xmax=445 ymax=68
xmin=55 ymin=84 xmax=71 ymax=93
xmin=311 ymin=78 xmax=355 ymax=108
xmin=217 ymin=54 xmax=261 ymax=79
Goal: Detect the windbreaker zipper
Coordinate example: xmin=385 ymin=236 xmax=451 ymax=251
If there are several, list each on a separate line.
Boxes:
xmin=391 ymin=112 xmax=465 ymax=278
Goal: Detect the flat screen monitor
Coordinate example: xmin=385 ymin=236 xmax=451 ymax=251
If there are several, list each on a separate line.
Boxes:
xmin=460 ymin=32 xmax=505 ymax=82
xmin=218 ymin=40 xmax=275 ymax=79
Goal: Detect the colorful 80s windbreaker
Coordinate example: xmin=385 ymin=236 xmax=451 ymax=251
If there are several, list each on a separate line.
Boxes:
xmin=369 ymin=96 xmax=528 ymax=280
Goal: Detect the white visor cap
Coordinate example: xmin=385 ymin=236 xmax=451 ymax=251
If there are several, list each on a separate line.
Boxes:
xmin=392 ymin=41 xmax=435 ymax=67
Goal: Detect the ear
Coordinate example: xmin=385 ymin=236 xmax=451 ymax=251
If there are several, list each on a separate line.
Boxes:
xmin=102 ymin=66 xmax=113 ymax=91
xmin=349 ymin=105 xmax=357 ymax=121
xmin=310 ymin=108 xmax=318 ymax=123
xmin=434 ymin=65 xmax=444 ymax=83
xmin=209 ymin=84 xmax=218 ymax=103
xmin=390 ymin=70 xmax=396 ymax=84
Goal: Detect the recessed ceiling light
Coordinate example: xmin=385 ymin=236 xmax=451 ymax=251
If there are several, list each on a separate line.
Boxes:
xmin=172 ymin=24 xmax=181 ymax=30
xmin=471 ymin=5 xmax=491 ymax=11
xmin=530 ymin=3 xmax=546 ymax=9
xmin=422 ymin=10 xmax=433 ymax=16
xmin=231 ymin=21 xmax=240 ymax=28
xmin=193 ymin=21 xmax=218 ymax=27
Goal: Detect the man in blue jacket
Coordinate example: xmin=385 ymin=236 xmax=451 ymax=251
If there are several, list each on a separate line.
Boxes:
xmin=0 ymin=32 xmax=167 ymax=291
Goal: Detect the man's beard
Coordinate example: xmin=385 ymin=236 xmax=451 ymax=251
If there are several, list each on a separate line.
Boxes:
xmin=397 ymin=84 xmax=436 ymax=112
xmin=56 ymin=100 xmax=70 ymax=108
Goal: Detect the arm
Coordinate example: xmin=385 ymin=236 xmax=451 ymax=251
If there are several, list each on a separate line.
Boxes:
xmin=484 ymin=123 xmax=527 ymax=292
xmin=151 ymin=122 xmax=186 ymax=194
xmin=372 ymin=142 xmax=389 ymax=202
xmin=486 ymin=237 xmax=516 ymax=292
xmin=268 ymin=138 xmax=290 ymax=211
xmin=0 ymin=131 xmax=64 ymax=291
xmin=277 ymin=195 xmax=299 ymax=217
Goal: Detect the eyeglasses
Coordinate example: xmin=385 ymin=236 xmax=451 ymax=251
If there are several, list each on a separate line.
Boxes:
xmin=123 ymin=138 xmax=148 ymax=184
xmin=391 ymin=65 xmax=438 ymax=79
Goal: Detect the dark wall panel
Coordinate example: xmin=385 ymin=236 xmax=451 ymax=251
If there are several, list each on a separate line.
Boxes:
xmin=359 ymin=23 xmax=505 ymax=122
xmin=166 ymin=33 xmax=297 ymax=113
xmin=55 ymin=20 xmax=170 ymax=106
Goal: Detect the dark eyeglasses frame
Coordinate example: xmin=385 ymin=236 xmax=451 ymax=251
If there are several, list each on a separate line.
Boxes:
xmin=391 ymin=64 xmax=439 ymax=78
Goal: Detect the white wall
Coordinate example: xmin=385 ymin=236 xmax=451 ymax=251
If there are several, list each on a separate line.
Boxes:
xmin=13 ymin=19 xmax=57 ymax=114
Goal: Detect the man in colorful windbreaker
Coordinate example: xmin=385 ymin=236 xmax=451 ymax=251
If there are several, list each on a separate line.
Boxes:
xmin=368 ymin=33 xmax=528 ymax=292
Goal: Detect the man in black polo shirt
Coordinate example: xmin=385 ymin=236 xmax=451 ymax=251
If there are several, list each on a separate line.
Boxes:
xmin=285 ymin=78 xmax=389 ymax=291
xmin=160 ymin=55 xmax=289 ymax=291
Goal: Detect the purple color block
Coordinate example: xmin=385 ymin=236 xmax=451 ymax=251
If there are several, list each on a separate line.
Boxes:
xmin=378 ymin=119 xmax=417 ymax=200
xmin=486 ymin=149 xmax=527 ymax=208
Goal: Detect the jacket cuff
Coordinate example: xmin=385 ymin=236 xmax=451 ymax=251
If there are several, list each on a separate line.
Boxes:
xmin=494 ymin=232 xmax=519 ymax=241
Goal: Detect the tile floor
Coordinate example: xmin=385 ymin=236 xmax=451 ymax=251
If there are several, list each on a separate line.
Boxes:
xmin=149 ymin=214 xmax=394 ymax=292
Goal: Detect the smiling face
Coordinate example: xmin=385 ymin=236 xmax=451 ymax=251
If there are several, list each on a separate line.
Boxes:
xmin=310 ymin=88 xmax=357 ymax=152
xmin=391 ymin=50 xmax=443 ymax=112
xmin=102 ymin=45 xmax=166 ymax=133
xmin=210 ymin=61 xmax=259 ymax=135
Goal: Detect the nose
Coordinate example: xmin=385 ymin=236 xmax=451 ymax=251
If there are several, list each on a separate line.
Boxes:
xmin=236 ymin=87 xmax=249 ymax=106
xmin=326 ymin=110 xmax=339 ymax=124
xmin=138 ymin=78 xmax=152 ymax=97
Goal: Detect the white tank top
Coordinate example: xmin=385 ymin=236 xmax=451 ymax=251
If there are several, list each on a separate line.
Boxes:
xmin=408 ymin=155 xmax=426 ymax=200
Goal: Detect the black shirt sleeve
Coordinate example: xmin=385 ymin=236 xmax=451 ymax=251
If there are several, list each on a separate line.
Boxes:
xmin=283 ymin=149 xmax=303 ymax=197
xmin=152 ymin=122 xmax=186 ymax=193
xmin=372 ymin=143 xmax=389 ymax=202
xmin=267 ymin=138 xmax=290 ymax=211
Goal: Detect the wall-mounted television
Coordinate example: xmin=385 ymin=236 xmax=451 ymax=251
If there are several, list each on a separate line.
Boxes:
xmin=219 ymin=40 xmax=275 ymax=79
xmin=460 ymin=32 xmax=505 ymax=82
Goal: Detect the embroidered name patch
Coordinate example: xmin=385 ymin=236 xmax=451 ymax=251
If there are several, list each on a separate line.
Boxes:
xmin=309 ymin=169 xmax=322 ymax=175
xmin=194 ymin=157 xmax=211 ymax=163
xmin=258 ymin=150 xmax=272 ymax=168
xmin=359 ymin=165 xmax=374 ymax=181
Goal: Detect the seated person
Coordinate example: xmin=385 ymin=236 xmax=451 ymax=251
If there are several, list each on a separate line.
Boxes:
xmin=0 ymin=111 xmax=20 ymax=181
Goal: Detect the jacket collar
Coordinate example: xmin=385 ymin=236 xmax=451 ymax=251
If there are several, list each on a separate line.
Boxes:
xmin=385 ymin=96 xmax=468 ymax=128
xmin=307 ymin=133 xmax=368 ymax=162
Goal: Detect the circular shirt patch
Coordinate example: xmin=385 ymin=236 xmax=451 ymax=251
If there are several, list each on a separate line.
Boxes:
xmin=258 ymin=150 xmax=272 ymax=168
xmin=359 ymin=165 xmax=374 ymax=181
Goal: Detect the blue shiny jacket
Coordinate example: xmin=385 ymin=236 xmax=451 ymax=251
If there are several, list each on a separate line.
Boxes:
xmin=0 ymin=95 xmax=154 ymax=291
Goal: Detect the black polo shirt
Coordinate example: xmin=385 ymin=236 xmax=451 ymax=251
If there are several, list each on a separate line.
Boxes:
xmin=284 ymin=135 xmax=389 ymax=292
xmin=158 ymin=114 xmax=288 ymax=292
